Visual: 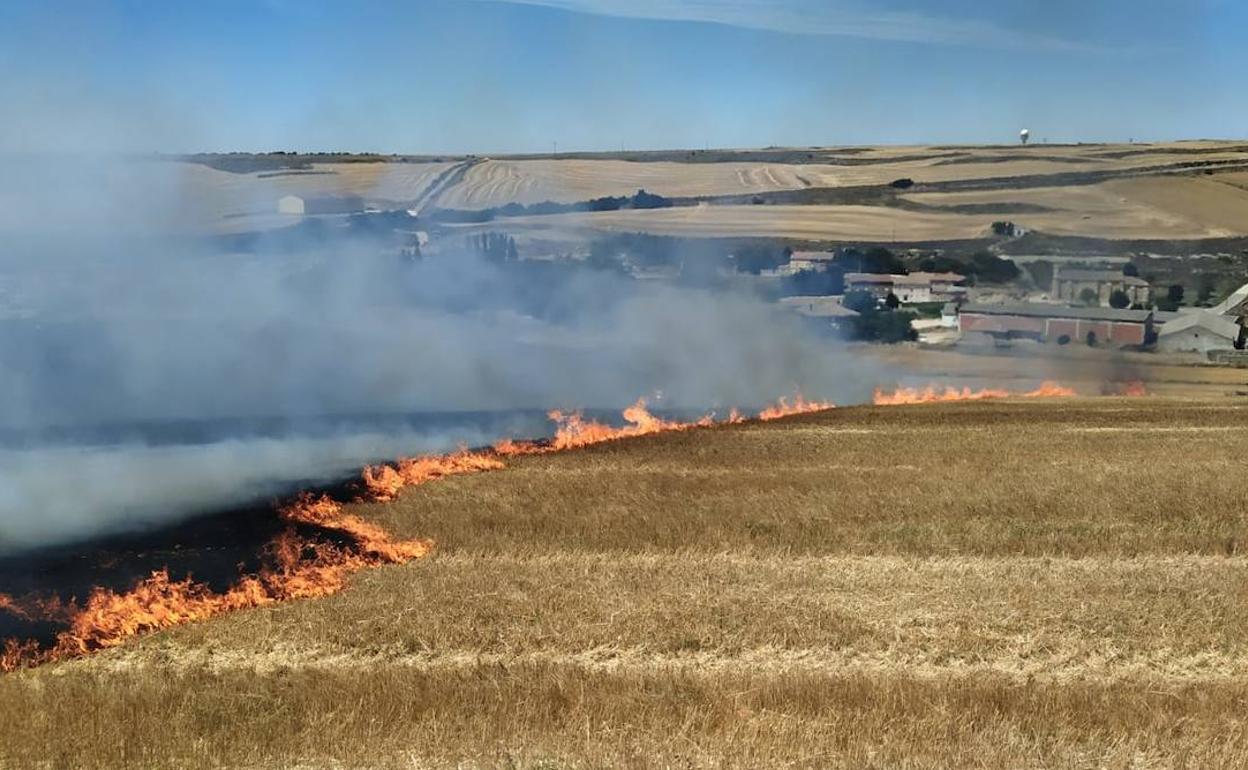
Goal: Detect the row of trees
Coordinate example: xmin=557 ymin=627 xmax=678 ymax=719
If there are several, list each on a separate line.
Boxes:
xmin=468 ymin=232 xmax=519 ymax=263
xmin=915 ymin=250 xmax=1019 ymax=285
xmin=841 ymin=290 xmax=918 ymax=343
xmin=431 ymin=189 xmax=674 ymax=224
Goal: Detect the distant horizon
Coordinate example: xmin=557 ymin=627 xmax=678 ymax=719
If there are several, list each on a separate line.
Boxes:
xmin=14 ymin=136 xmax=1240 ymax=160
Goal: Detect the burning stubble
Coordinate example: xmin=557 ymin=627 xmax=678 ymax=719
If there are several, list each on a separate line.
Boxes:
xmin=1 ymin=395 xmax=836 ymax=671
xmin=0 ymin=384 xmax=1104 ymax=672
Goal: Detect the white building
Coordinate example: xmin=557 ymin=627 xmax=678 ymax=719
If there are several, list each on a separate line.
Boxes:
xmin=277 ymin=195 xmax=305 ymax=215
xmin=276 ymin=194 xmax=365 ymax=215
xmin=843 ymin=272 xmax=967 ymax=304
xmin=1156 ymin=310 xmax=1243 ymax=354
xmin=787 ymin=251 xmax=837 ymax=274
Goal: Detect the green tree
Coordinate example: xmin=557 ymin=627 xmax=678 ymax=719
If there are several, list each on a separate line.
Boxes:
xmin=733 ymin=244 xmax=791 ymax=275
xmin=1079 ymin=287 xmax=1099 ymax=305
xmin=852 ymin=309 xmax=918 ymax=343
xmin=842 ymin=290 xmax=878 ymax=314
xmin=1197 ymin=279 xmax=1216 ymax=306
xmin=1122 ymin=262 xmax=1140 ymax=277
xmin=1156 ymin=283 xmax=1185 ymax=311
xmin=783 ymin=266 xmax=844 ymax=296
xmin=1025 ymin=260 xmax=1055 ymax=291
xmin=585 ymin=241 xmax=627 ymax=274
xmin=918 ymin=255 xmax=968 ymax=274
xmin=1109 ymin=289 xmax=1131 ymax=309
xmin=966 ymin=251 xmax=1021 ymax=284
xmin=472 ymin=232 xmax=518 ymax=264
xmin=836 ymin=247 xmax=906 ymax=275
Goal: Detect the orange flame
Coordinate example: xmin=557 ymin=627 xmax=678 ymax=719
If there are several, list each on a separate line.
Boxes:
xmin=3 ymin=380 xmax=1096 ymax=673
xmin=547 ymin=398 xmax=690 ymax=450
xmin=362 ymin=451 xmax=505 ymax=502
xmin=1 ymin=489 xmax=433 ymax=671
xmin=0 ymin=594 xmax=26 ymax=620
xmin=0 ymin=397 xmax=729 ymax=672
xmin=872 ymin=381 xmax=1076 ymax=406
xmin=1116 ymin=381 xmax=1148 ymax=397
xmin=757 ymin=392 xmax=836 ymax=421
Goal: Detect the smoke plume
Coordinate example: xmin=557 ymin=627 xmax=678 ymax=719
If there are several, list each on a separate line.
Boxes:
xmin=0 ymin=156 xmax=878 ymax=552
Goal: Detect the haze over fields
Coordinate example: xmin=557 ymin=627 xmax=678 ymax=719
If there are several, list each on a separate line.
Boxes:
xmin=174 ymin=141 xmax=1248 ymax=242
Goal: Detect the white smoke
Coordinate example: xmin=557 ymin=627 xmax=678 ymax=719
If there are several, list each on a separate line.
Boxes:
xmin=0 ymin=156 xmax=882 ymax=553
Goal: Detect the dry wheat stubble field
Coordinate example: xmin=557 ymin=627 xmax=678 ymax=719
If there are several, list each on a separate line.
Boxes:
xmin=4 ymin=398 xmax=1248 ymax=768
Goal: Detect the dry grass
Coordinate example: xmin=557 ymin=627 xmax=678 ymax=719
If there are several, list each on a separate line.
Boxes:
xmin=6 ymin=666 xmax=1247 ymax=769
xmin=156 ymin=140 xmax=1248 ymax=238
xmin=902 ymin=180 xmax=1244 ymax=239
xmin=863 ymin=345 xmax=1248 ymax=400
xmin=1102 ymin=176 xmax=1248 ymax=235
xmin=436 ymin=144 xmax=1248 ymax=210
xmin=434 ymin=160 xmax=823 ymax=208
xmin=175 ymin=161 xmax=456 ymax=234
xmin=472 ymin=173 xmax=1248 ymax=241
xmin=490 ymin=203 xmax=990 ymax=241
xmin=4 ymin=399 xmax=1248 ymax=768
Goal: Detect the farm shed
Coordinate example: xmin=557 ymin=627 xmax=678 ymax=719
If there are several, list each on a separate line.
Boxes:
xmin=958 ymin=303 xmax=1155 ymax=347
xmin=1155 ymin=310 xmax=1243 ymax=354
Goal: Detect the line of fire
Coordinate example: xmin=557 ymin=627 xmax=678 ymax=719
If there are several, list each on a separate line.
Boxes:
xmin=2 ymin=382 xmax=1154 ymax=673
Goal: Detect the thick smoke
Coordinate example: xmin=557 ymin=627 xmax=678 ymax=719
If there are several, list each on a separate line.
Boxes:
xmin=0 ymin=157 xmax=879 ymax=553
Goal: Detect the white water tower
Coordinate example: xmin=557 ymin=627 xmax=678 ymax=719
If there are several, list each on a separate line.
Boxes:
xmin=1020 ymin=128 xmax=1031 ymax=146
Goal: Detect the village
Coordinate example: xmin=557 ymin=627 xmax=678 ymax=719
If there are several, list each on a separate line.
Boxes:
xmin=775 ymin=248 xmax=1248 ymax=356
xmin=259 ymin=191 xmax=1248 ymax=361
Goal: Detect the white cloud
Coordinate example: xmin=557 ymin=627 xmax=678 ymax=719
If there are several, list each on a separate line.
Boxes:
xmin=492 ymin=0 xmax=1096 ymax=51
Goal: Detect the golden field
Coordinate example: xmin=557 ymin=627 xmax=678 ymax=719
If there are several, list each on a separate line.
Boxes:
xmin=490 ymin=203 xmax=992 ymax=242
xmin=436 ymin=143 xmax=1248 ymax=209
xmin=902 ymin=175 xmax=1248 ymax=239
xmin=4 ymin=396 xmax=1248 ymax=768
xmin=156 ymin=141 xmax=1248 ymax=241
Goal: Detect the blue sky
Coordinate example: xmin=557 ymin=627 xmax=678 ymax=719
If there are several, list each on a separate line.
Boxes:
xmin=0 ymin=0 xmax=1243 ymax=153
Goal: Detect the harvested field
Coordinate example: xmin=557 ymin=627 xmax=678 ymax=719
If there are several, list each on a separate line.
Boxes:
xmin=174 ymin=161 xmax=456 ymax=233
xmin=152 ymin=141 xmax=1248 ymax=240
xmin=482 ymin=170 xmax=1248 ymax=241
xmin=1213 ymin=171 xmax=1248 ymax=192
xmin=485 ymin=203 xmax=990 ymax=241
xmin=863 ymin=345 xmax=1248 ymax=400
xmin=902 ymin=180 xmax=1246 ymax=239
xmin=432 ymin=159 xmax=822 ymax=208
xmin=1101 ymin=176 xmax=1248 ymax=235
xmin=431 ymin=144 xmax=1248 ymax=210
xmin=426 ymin=155 xmax=1126 ymax=209
xmin=3 ymin=398 xmax=1248 ymax=768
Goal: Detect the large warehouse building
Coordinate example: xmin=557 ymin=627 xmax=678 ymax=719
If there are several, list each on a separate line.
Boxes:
xmin=958 ymin=303 xmax=1156 ymax=347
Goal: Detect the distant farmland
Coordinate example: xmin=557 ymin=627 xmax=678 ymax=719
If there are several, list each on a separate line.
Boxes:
xmin=167 ymin=141 xmax=1248 ymax=244
xmin=4 ymin=397 xmax=1248 ymax=768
